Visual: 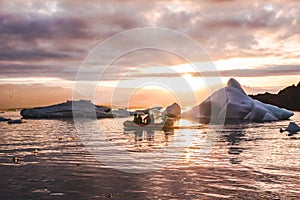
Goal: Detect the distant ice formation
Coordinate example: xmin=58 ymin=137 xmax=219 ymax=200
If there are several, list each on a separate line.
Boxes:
xmin=21 ymin=100 xmax=115 ymax=119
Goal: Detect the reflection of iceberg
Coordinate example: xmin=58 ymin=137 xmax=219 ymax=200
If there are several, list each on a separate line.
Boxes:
xmin=182 ymin=78 xmax=294 ymax=122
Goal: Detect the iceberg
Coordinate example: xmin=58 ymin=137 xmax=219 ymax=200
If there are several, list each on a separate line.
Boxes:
xmin=0 ymin=117 xmax=11 ymax=122
xmin=182 ymin=78 xmax=294 ymax=123
xmin=280 ymin=122 xmax=300 ymax=136
xmin=166 ymin=103 xmax=181 ymax=118
xmin=21 ymin=100 xmax=114 ymax=119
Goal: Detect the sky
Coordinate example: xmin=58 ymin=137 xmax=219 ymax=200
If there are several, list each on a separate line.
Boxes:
xmin=0 ymin=0 xmax=300 ymax=108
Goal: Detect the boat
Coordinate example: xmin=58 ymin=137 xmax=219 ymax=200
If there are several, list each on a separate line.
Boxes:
xmin=123 ymin=120 xmax=166 ymax=131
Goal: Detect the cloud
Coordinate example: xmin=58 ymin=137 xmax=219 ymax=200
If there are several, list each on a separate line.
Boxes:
xmin=0 ymin=13 xmax=95 ymax=62
xmin=0 ymin=49 xmax=72 ymax=61
xmin=104 ymin=64 xmax=300 ymax=79
xmin=0 ymin=63 xmax=81 ymax=82
xmin=155 ymin=0 xmax=300 ymax=59
xmin=194 ymin=65 xmax=300 ymax=77
xmin=0 ymin=0 xmax=299 ymax=83
xmin=0 ymin=14 xmax=93 ymax=41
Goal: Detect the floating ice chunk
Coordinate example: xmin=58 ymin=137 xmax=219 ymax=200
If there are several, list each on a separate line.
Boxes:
xmin=182 ymin=78 xmax=294 ymax=123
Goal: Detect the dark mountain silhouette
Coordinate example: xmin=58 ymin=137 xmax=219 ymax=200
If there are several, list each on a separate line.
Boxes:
xmin=249 ymin=82 xmax=300 ymax=111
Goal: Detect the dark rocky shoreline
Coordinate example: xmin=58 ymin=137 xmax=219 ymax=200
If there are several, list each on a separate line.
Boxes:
xmin=250 ymin=82 xmax=300 ymax=111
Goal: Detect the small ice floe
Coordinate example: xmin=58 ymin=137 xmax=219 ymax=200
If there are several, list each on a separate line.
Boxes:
xmin=280 ymin=122 xmax=300 ymax=136
xmin=50 ymin=192 xmax=64 ymax=196
xmin=12 ymin=157 xmax=19 ymax=164
xmin=33 ymin=149 xmax=39 ymax=155
xmin=0 ymin=117 xmax=11 ymax=122
xmin=7 ymin=119 xmax=26 ymax=124
xmin=31 ymin=188 xmax=50 ymax=194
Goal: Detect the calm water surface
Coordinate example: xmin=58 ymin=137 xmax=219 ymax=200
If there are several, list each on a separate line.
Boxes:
xmin=0 ymin=111 xmax=300 ymax=199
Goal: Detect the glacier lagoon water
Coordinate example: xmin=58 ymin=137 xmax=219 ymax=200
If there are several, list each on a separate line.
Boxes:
xmin=0 ymin=111 xmax=300 ymax=199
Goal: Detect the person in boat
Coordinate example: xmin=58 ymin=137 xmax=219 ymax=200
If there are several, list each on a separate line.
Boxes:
xmin=150 ymin=114 xmax=154 ymax=123
xmin=143 ymin=114 xmax=151 ymax=124
xmin=133 ymin=113 xmax=138 ymax=123
xmin=136 ymin=114 xmax=143 ymax=124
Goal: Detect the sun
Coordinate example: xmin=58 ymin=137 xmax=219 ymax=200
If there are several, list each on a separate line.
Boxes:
xmin=182 ymin=73 xmax=206 ymax=91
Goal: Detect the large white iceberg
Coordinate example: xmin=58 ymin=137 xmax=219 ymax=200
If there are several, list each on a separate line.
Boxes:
xmin=21 ymin=100 xmax=114 ymax=119
xmin=182 ymin=78 xmax=294 ymax=122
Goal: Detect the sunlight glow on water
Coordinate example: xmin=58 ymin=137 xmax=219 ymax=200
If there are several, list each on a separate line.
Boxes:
xmin=0 ymin=112 xmax=300 ymax=199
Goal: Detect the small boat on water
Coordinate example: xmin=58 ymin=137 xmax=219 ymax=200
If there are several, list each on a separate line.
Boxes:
xmin=123 ymin=120 xmax=166 ymax=130
xmin=123 ymin=119 xmax=176 ymax=131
